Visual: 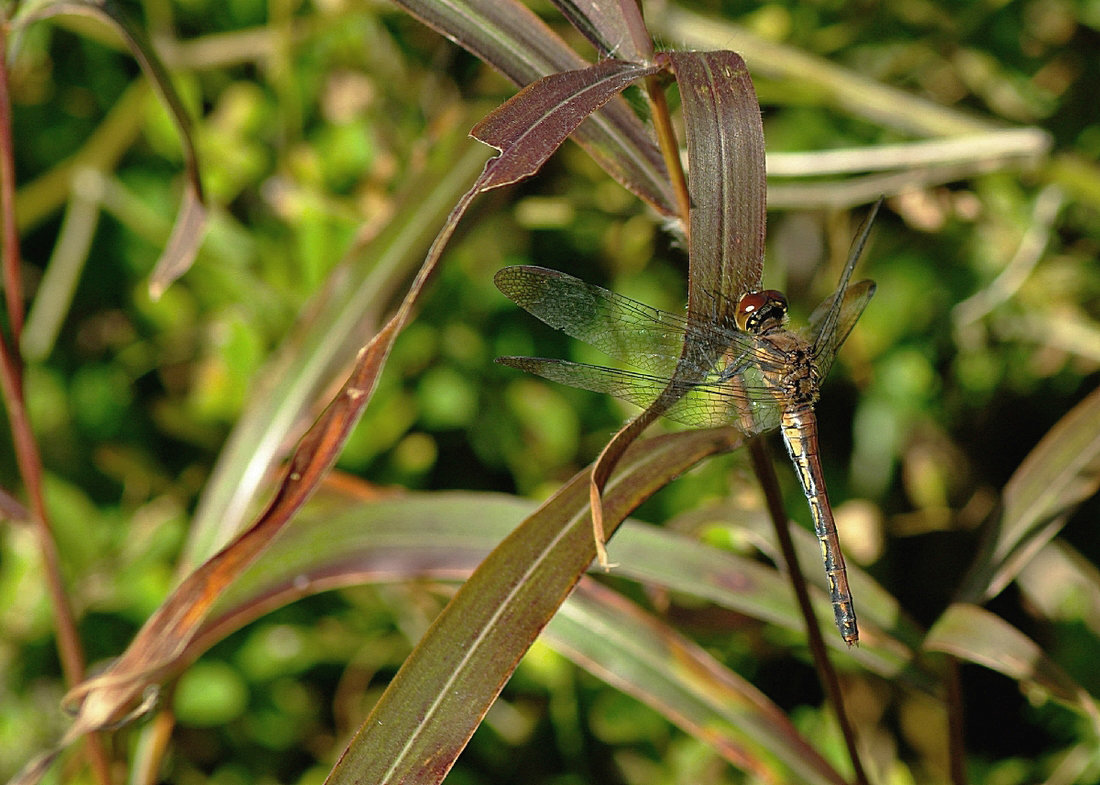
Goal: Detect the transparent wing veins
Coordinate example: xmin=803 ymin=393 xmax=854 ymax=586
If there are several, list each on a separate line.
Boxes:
xmin=808 ymin=198 xmax=881 ymax=379
xmin=497 ymin=356 xmax=782 ymax=434
xmin=495 ymin=265 xmax=784 ymax=378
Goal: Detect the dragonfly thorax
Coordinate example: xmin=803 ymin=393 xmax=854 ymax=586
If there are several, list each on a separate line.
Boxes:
xmin=752 ymin=333 xmax=821 ymax=408
xmin=735 ymin=290 xmax=788 ymax=334
xmin=782 ymin=347 xmax=821 ymax=407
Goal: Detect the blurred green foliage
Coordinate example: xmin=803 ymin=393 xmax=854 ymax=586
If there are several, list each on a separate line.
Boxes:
xmin=1 ymin=0 xmax=1099 ymax=783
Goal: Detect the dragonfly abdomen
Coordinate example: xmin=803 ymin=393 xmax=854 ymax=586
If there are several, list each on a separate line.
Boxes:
xmin=779 ymin=406 xmax=859 ymax=646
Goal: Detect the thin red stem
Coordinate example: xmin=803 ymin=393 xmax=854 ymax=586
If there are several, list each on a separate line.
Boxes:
xmin=0 ymin=19 xmax=112 ymax=785
xmin=946 ymin=656 xmax=968 ymax=785
xmin=0 ymin=25 xmax=22 ymax=339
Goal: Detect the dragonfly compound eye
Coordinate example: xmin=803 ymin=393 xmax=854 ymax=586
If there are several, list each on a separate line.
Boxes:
xmin=735 ymin=289 xmax=788 ymax=334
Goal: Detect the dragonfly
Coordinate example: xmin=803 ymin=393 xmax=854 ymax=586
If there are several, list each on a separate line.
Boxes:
xmin=494 ymin=202 xmax=879 ymax=646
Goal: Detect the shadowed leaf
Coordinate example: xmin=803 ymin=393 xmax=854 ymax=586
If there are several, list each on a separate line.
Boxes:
xmin=960 ymin=385 xmax=1100 ymax=602
xmin=925 ymin=604 xmax=1100 ymax=731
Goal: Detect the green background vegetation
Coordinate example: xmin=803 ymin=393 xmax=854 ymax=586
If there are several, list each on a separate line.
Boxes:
xmin=2 ymin=1 xmax=1098 ymax=783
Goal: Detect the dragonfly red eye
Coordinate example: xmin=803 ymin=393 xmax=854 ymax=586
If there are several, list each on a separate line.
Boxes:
xmin=735 ymin=289 xmax=788 ymax=333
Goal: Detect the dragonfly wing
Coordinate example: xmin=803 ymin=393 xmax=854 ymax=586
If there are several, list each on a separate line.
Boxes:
xmin=495 ymin=266 xmax=730 ymax=377
xmin=497 ymin=356 xmax=781 ymax=435
xmin=807 ymin=200 xmax=879 ymax=351
xmin=805 ymin=199 xmax=881 ymax=381
xmin=807 ymin=279 xmax=876 ymax=380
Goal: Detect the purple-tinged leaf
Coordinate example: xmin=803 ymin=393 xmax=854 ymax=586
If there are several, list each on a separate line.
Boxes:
xmin=960 ymin=385 xmax=1100 ymax=602
xmin=37 ymin=45 xmax=676 ymax=763
xmin=669 ymin=50 xmax=766 ymax=321
xmin=192 ymin=483 xmax=874 ymax=784
xmin=207 ymin=482 xmax=916 ymax=782
xmin=471 ymin=60 xmax=662 ymax=189
xmin=551 ymin=0 xmax=654 ymax=62
xmin=193 ymin=487 xmax=918 ymax=681
xmin=391 ymin=0 xmax=675 ymax=215
xmin=53 ymin=106 xmax=499 ymax=772
xmin=590 ymin=51 xmax=766 ymax=561
xmin=20 ymin=473 xmax=933 ymax=784
xmin=392 ymin=0 xmax=583 ymax=85
xmin=324 ymin=427 xmax=743 ymax=785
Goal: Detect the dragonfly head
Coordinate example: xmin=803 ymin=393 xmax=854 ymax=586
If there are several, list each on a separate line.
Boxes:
xmin=735 ymin=290 xmax=788 ymax=334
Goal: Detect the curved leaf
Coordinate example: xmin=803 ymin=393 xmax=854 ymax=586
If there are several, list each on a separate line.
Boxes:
xmin=472 ymin=59 xmax=662 ymax=189
xmin=324 ymin=427 xmax=742 ymax=785
xmin=960 ymin=385 xmax=1100 ymax=602
xmin=546 ymin=580 xmax=847 ymax=785
xmin=193 ymin=487 xmax=922 ymax=684
xmin=59 ymin=105 xmax=508 ymax=748
xmin=188 ymin=57 xmax=666 ymax=562
xmin=925 ymin=604 xmax=1100 ymax=731
xmin=185 ymin=133 xmax=491 ymax=564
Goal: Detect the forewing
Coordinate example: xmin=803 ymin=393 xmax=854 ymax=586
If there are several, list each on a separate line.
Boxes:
xmin=496 ymin=356 xmax=781 ymax=435
xmin=807 ymin=199 xmax=881 ymax=380
xmin=807 ymin=279 xmax=876 ymax=381
xmin=495 ymin=265 xmax=729 ymax=376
